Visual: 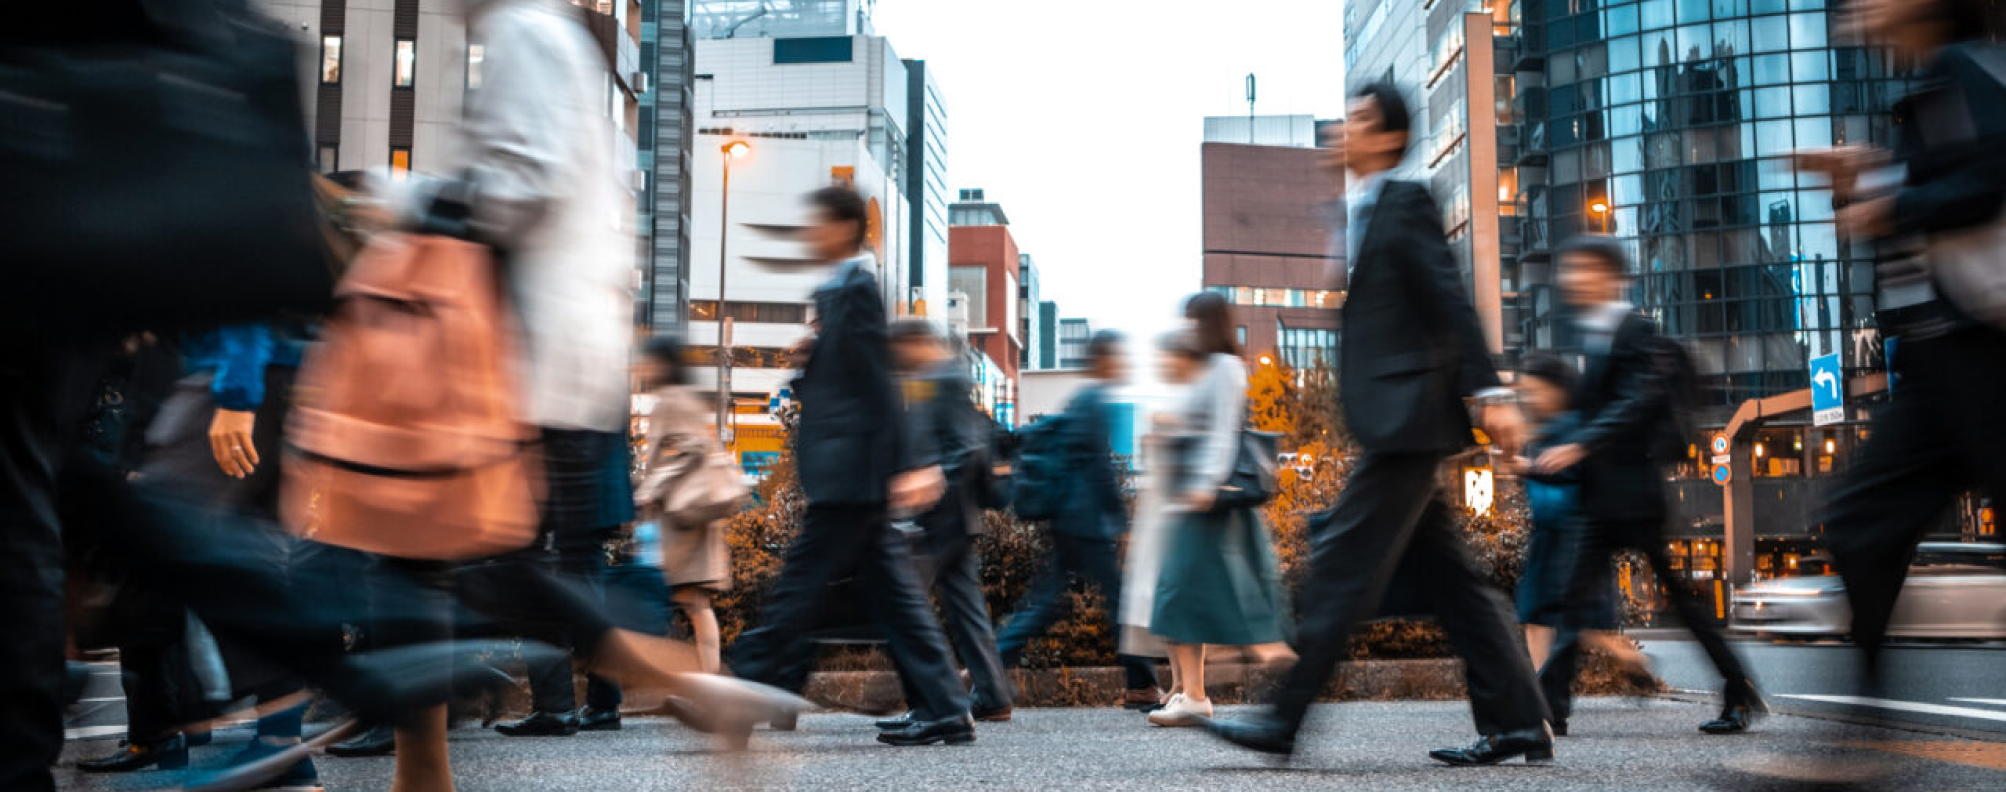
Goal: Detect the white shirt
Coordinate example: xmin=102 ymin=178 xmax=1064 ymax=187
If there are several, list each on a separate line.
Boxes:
xmin=1344 ymin=169 xmax=1390 ymax=277
xmin=1578 ymin=301 xmax=1635 ymax=357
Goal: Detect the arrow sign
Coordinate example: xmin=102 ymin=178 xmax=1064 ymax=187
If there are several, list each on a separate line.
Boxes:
xmin=1809 ymin=353 xmax=1844 ymax=427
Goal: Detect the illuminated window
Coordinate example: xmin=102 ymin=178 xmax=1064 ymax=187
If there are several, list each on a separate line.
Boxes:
xmin=394 ymin=39 xmax=416 ymax=88
xmin=390 ymin=147 xmax=411 ymax=178
xmin=320 ymin=35 xmax=342 ymax=84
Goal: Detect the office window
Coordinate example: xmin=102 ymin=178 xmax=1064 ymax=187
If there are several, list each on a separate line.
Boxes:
xmin=1236 ymin=326 xmax=1247 ymax=346
xmin=773 ymin=36 xmax=853 ymax=64
xmin=320 ymin=35 xmax=342 ymax=84
xmin=390 ymin=147 xmax=411 ymax=178
xmin=394 ymin=39 xmax=416 ymax=88
xmin=466 ymin=44 xmax=485 ymax=90
xmin=317 ymin=145 xmax=337 ymax=174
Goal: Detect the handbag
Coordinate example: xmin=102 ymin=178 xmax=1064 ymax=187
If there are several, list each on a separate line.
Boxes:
xmin=1214 ymin=429 xmax=1282 ymax=510
xmin=0 ymin=2 xmax=335 ymax=335
xmin=658 ymin=448 xmax=748 ymax=528
xmin=1915 ymin=44 xmax=2006 ymax=330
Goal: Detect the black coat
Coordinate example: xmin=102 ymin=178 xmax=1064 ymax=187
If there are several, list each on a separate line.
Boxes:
xmin=901 ymin=358 xmax=986 ymax=542
xmin=1050 ymin=383 xmax=1126 ymax=541
xmin=1337 ymin=180 xmax=1501 ymax=454
xmin=1562 ymin=312 xmax=1673 ymax=524
xmin=793 ymin=259 xmax=906 ymax=507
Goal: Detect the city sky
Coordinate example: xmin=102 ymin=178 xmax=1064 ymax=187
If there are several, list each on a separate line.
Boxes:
xmin=872 ymin=0 xmax=1348 ymax=338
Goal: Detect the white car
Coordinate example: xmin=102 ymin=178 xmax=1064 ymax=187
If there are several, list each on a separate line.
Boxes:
xmin=1730 ymin=542 xmax=2006 ymax=641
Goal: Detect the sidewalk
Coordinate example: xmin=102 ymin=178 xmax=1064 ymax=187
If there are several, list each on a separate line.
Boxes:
xmin=58 ymin=698 xmax=2005 ymax=790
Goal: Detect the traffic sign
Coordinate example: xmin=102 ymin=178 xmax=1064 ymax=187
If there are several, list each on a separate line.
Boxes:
xmin=1710 ymin=434 xmax=1730 ymax=457
xmin=1809 ymin=352 xmax=1844 ymax=426
xmin=1711 ymin=463 xmax=1732 ymax=486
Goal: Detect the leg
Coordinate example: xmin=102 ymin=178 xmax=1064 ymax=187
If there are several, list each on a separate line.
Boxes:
xmin=993 ymin=542 xmax=1073 ymax=668
xmin=1066 ymin=536 xmax=1160 ymax=692
xmin=726 ymin=505 xmax=877 ymax=690
xmin=672 ymin=588 xmax=721 ymax=675
xmin=1174 ymin=644 xmax=1207 ymax=703
xmin=1635 ymin=538 xmax=1750 ymax=698
xmin=1268 ymin=452 xmax=1446 ymax=733
xmin=857 ymin=511 xmax=972 ymax=722
xmin=1523 ymin=624 xmax=1553 ymax=670
xmin=1539 ymin=521 xmax=1616 ymax=728
xmin=929 ymin=537 xmax=1013 ymax=710
xmin=513 ymin=541 xmax=580 ymax=717
xmin=1402 ymin=500 xmax=1549 ymax=737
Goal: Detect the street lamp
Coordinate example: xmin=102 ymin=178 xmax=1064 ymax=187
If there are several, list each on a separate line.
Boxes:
xmin=1589 ymin=200 xmax=1611 ymax=234
xmin=717 ymin=140 xmax=751 ymax=445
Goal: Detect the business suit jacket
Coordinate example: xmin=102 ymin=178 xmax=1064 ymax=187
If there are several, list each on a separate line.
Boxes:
xmin=1051 ymin=383 xmax=1126 ymax=542
xmin=902 ymin=358 xmax=986 ymax=542
xmin=1337 ymin=180 xmax=1501 ymax=453
xmin=793 ymin=257 xmax=905 ymax=507
xmin=1563 ymin=311 xmax=1673 ymax=525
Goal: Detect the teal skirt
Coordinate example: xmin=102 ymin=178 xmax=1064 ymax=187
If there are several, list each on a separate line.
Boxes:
xmin=1150 ymin=506 xmax=1290 ymax=646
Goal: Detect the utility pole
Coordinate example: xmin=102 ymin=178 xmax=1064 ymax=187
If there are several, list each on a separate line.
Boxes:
xmin=1246 ymin=73 xmax=1257 ymax=144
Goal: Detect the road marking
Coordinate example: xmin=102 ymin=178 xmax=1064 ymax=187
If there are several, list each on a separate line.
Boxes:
xmin=1779 ymin=695 xmax=2006 ymax=723
xmin=1847 ymin=741 xmax=2006 ymax=772
xmin=1948 ymin=699 xmax=2006 ymax=708
xmin=64 ymin=725 xmax=128 ymax=740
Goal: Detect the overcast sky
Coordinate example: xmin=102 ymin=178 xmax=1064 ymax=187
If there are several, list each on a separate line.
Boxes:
xmin=871 ymin=0 xmax=1348 ymax=339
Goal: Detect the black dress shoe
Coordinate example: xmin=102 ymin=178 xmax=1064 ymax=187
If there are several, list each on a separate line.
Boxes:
xmin=326 ymin=723 xmax=397 ymax=757
xmin=578 ymin=706 xmax=622 ymax=732
xmin=876 ymin=714 xmax=976 ymax=746
xmin=1701 ymin=682 xmax=1766 ymax=735
xmin=78 ymin=735 xmax=188 ymax=773
xmin=494 ymin=711 xmax=580 ymax=737
xmin=972 ymin=704 xmax=1012 ymax=722
xmin=875 ymin=712 xmax=916 ymax=731
xmin=1204 ymin=714 xmax=1297 ymax=757
xmin=1551 ymin=717 xmax=1569 ymax=737
xmin=1428 ymin=727 xmax=1555 ymax=766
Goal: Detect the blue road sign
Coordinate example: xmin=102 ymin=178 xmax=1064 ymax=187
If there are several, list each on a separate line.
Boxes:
xmin=1809 ymin=352 xmax=1843 ymax=426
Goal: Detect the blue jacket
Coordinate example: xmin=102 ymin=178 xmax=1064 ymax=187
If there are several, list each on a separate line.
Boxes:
xmin=1050 ymin=383 xmax=1126 ymax=541
xmin=181 ymin=323 xmax=306 ymax=411
xmin=1523 ymin=412 xmax=1582 ymax=536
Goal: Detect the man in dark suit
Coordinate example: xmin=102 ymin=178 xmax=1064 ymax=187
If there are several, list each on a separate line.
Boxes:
xmin=993 ymin=331 xmax=1162 ymax=709
xmin=1208 ymin=82 xmax=1552 ymax=766
xmin=882 ymin=319 xmax=1013 ymax=724
xmin=726 ymin=187 xmax=974 ymax=747
xmin=1530 ymin=237 xmax=1759 ymax=735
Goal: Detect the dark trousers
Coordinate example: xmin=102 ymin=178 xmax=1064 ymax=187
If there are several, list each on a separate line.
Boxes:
xmin=1271 ymin=451 xmax=1546 ymax=736
xmin=1822 ymin=326 xmax=2006 ymax=675
xmin=0 ymin=347 xmax=99 ymax=792
xmin=918 ymin=532 xmax=1013 ymax=710
xmin=995 ymin=533 xmax=1159 ymax=692
xmin=1541 ymin=519 xmax=1750 ymax=719
xmin=728 ymin=504 xmax=970 ymax=721
xmin=521 ymin=527 xmax=623 ymax=714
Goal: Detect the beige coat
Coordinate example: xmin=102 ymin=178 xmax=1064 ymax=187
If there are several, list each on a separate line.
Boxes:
xmin=634 ymin=386 xmax=732 ymax=591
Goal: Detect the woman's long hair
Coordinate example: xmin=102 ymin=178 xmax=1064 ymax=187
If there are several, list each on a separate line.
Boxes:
xmin=1182 ymin=292 xmax=1239 ymax=358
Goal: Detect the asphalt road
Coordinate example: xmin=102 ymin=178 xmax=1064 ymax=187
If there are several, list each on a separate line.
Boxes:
xmin=1643 ymin=632 xmax=2006 ymax=736
xmin=58 ymin=698 xmax=2006 ymax=791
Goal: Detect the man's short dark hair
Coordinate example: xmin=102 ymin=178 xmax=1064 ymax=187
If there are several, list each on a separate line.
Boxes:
xmin=1351 ymin=81 xmax=1412 ymax=154
xmin=889 ymin=318 xmax=939 ymax=344
xmin=1519 ymin=352 xmax=1577 ymax=393
xmin=808 ymin=185 xmax=869 ymax=252
xmin=1556 ymin=234 xmax=1629 ymax=276
xmin=1087 ymin=329 xmax=1125 ymax=360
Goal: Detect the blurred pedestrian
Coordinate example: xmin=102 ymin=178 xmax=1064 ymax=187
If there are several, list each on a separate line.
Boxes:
xmin=998 ymin=330 xmax=1164 ymax=711
xmin=1144 ymin=301 xmax=1292 ymax=729
xmin=1207 ymin=82 xmax=1550 ymax=766
xmin=725 ymin=186 xmax=976 ymax=747
xmin=1509 ymin=351 xmax=1651 ymax=737
xmin=879 ymin=320 xmax=1014 ymax=728
xmin=633 ymin=335 xmax=737 ymax=676
xmin=1531 ymin=237 xmax=1759 ymax=736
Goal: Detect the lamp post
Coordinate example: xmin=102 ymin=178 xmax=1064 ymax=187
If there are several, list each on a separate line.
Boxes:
xmin=717 ymin=140 xmax=751 ymax=445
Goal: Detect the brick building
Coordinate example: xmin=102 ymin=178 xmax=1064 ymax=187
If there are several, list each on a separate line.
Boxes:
xmin=1200 ymin=116 xmax=1342 ymax=370
xmin=948 ymin=189 xmax=1022 ymax=423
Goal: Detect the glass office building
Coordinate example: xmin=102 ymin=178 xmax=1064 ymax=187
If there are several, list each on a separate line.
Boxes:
xmin=1511 ymin=0 xmax=1905 ymax=410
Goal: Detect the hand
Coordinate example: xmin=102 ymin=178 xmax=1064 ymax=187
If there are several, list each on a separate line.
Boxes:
xmin=207 ymin=409 xmax=260 ymax=479
xmin=1791 ymin=146 xmax=1885 ymax=196
xmin=1183 ymin=489 xmax=1216 ymax=513
xmin=1499 ymin=455 xmax=1531 ymax=477
xmin=1533 ymin=443 xmax=1588 ymax=475
xmin=1836 ymin=196 xmax=1894 ymax=239
xmin=1479 ymin=404 xmax=1527 ymax=457
xmin=891 ymin=466 xmax=946 ymax=513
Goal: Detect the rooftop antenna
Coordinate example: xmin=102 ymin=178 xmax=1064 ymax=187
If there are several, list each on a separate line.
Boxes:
xmin=1246 ymin=73 xmax=1257 ymax=144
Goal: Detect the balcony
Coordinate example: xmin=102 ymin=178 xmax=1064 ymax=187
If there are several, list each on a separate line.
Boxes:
xmin=1509 ymin=28 xmax=1545 ymax=72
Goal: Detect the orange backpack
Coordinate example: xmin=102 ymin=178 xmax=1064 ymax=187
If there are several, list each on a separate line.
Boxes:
xmin=283 ymin=234 xmax=541 ymax=560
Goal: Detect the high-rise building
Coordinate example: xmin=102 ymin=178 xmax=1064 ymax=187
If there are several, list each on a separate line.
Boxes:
xmin=904 ymin=59 xmax=951 ymax=326
xmin=1037 ymin=300 xmax=1059 ymax=370
xmin=1057 ymin=317 xmax=1092 ymax=370
xmin=949 ymin=188 xmax=1023 ymax=424
xmin=641 ymin=0 xmax=699 ymax=332
xmin=691 ymin=0 xmax=871 ymax=40
xmin=1018 ymin=254 xmax=1040 ymax=370
xmin=1200 ymin=115 xmax=1342 ymax=370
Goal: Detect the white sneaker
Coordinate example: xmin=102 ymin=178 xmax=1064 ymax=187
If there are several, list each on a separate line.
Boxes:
xmin=1146 ymin=693 xmax=1212 ymax=727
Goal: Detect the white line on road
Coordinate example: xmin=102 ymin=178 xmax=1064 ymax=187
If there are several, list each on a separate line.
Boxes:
xmin=64 ymin=725 xmax=127 ymax=740
xmin=1947 ymin=698 xmax=2006 ymax=708
xmin=1778 ymin=695 xmax=2006 ymax=723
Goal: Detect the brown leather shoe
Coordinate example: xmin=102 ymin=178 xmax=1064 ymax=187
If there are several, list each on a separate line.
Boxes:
xmin=972 ymin=705 xmax=1012 ymax=722
xmin=1122 ymin=687 xmax=1166 ymax=711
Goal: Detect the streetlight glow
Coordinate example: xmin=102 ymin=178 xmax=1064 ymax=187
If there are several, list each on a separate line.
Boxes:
xmin=1589 ymin=201 xmax=1609 ymax=214
xmin=723 ymin=140 xmax=751 ymax=159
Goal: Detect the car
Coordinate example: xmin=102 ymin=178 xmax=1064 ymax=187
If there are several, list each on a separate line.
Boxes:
xmin=1730 ymin=542 xmax=2006 ymax=641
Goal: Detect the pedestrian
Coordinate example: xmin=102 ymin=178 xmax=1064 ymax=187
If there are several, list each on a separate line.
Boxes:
xmin=633 ymin=334 xmax=735 ymax=676
xmin=724 ymin=185 xmax=975 ymax=747
xmin=876 ymin=319 xmax=1015 ymax=728
xmin=1530 ymin=236 xmax=1760 ymax=736
xmin=1793 ymin=0 xmax=2006 ymax=746
xmin=998 ymin=330 xmax=1165 ymax=711
xmin=1508 ymin=351 xmax=1651 ymax=736
xmin=1206 ymin=81 xmax=1553 ymax=766
xmin=1144 ymin=303 xmax=1292 ymax=729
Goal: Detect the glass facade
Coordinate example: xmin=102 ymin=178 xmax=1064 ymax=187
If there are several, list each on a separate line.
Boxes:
xmin=1515 ymin=0 xmax=1904 ymax=410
